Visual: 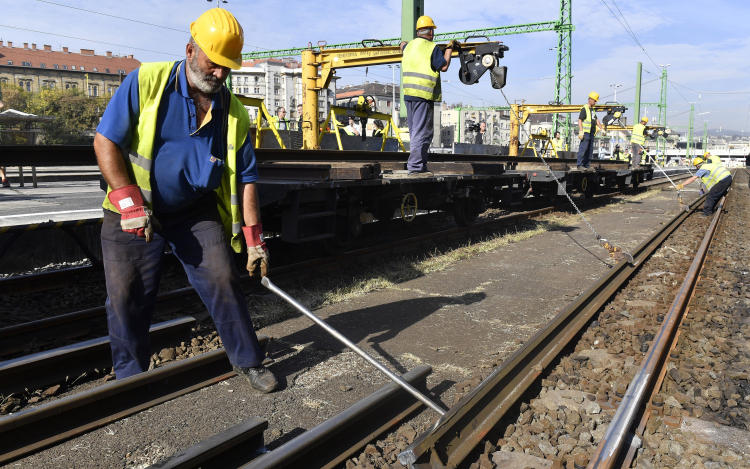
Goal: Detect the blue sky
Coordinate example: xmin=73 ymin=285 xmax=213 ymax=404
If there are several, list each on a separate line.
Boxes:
xmin=4 ymin=0 xmax=750 ymax=134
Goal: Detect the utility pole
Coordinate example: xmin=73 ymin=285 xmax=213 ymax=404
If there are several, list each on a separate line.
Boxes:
xmin=552 ymin=0 xmax=574 ymax=148
xmin=703 ymin=121 xmax=708 ymax=152
xmin=634 ymin=63 xmax=642 ymax=124
xmin=686 ymin=103 xmax=694 ymax=160
xmin=610 ymin=84 xmax=622 ymax=102
xmin=657 ymin=64 xmax=670 ymax=157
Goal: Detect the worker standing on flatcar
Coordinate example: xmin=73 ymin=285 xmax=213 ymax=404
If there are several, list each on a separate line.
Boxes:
xmin=400 ymin=16 xmax=458 ymax=176
xmin=677 ymin=157 xmax=732 ymax=217
xmin=93 ymin=8 xmax=277 ymax=393
xmin=576 ymin=92 xmax=606 ymax=170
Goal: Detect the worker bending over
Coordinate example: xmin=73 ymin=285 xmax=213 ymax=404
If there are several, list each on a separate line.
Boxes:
xmin=576 ymin=92 xmax=605 ymax=170
xmin=629 ymin=116 xmax=650 ymax=169
xmin=93 ymin=8 xmax=277 ymax=393
xmin=703 ymin=151 xmax=722 ymax=165
xmin=677 ymin=157 xmax=732 ymax=217
xmin=400 ymin=16 xmax=458 ymax=176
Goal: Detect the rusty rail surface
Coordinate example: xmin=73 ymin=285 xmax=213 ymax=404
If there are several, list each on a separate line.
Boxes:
xmin=587 ymin=175 xmax=734 ymax=468
xmin=397 ymin=192 xmax=709 ymax=468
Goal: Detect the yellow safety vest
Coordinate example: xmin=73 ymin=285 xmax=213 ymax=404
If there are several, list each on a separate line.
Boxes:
xmin=580 ymin=105 xmax=596 ymax=133
xmin=101 ymin=61 xmax=250 ymax=253
xmin=707 ymin=155 xmax=722 ymax=165
xmin=631 ymin=123 xmax=646 ymax=145
xmin=402 ymin=38 xmax=442 ymax=101
xmin=551 ymin=138 xmax=566 ymax=152
xmin=614 ymin=150 xmax=627 ymax=161
xmin=270 ymin=116 xmax=290 ymax=130
xmin=699 ymin=163 xmax=731 ymax=191
xmin=342 ymin=126 xmax=355 ymax=136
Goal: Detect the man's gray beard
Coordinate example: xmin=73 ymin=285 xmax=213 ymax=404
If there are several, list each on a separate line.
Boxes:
xmin=187 ymin=54 xmax=223 ymax=94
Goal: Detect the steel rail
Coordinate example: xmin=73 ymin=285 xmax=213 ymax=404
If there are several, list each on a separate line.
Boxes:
xmin=0 ymin=335 xmax=268 ymax=465
xmin=0 ymin=317 xmax=195 ymax=396
xmin=397 ymin=193 xmax=709 ymax=468
xmin=0 ymin=173 xmax=690 ymax=358
xmin=149 ymin=365 xmax=432 ymax=469
xmin=588 ymin=176 xmax=734 ymax=468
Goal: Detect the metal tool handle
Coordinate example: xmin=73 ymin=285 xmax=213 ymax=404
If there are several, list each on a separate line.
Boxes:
xmin=261 ymin=277 xmax=446 ymax=416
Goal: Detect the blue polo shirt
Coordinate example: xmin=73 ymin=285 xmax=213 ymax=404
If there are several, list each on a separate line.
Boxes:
xmin=97 ymin=60 xmax=258 ymax=213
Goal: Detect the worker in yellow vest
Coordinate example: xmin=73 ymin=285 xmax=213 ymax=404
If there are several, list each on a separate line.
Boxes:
xmin=613 ymin=144 xmax=629 ymax=162
xmin=676 ymin=157 xmax=732 ymax=217
xmin=93 ymin=8 xmax=277 ymax=393
xmin=703 ymin=151 xmax=722 ymax=165
xmin=269 ymin=107 xmax=290 ymax=130
xmin=399 ymin=16 xmax=458 ymax=176
xmin=630 ymin=116 xmax=649 ymax=169
xmin=576 ymin=92 xmax=606 ymax=170
xmin=551 ymin=131 xmax=566 ymax=157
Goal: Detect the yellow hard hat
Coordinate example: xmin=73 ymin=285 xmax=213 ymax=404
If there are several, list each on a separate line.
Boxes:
xmin=693 ymin=157 xmax=705 ymax=166
xmin=588 ymin=92 xmax=599 ymax=101
xmin=703 ymin=151 xmax=710 ymax=157
xmin=190 ymin=8 xmax=244 ymax=70
xmin=641 ymin=116 xmax=649 ymax=123
xmin=416 ymin=16 xmax=437 ymax=30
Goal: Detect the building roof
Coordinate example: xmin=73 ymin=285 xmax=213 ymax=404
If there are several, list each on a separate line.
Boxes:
xmin=0 ymin=41 xmax=140 ymax=75
xmin=336 ymin=82 xmax=399 ymax=99
xmin=241 ymin=57 xmax=301 ymax=69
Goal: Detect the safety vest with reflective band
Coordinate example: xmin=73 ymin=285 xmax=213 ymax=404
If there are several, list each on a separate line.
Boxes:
xmin=580 ymin=105 xmax=596 ymax=134
xmin=270 ymin=116 xmax=290 ymax=130
xmin=402 ymin=38 xmax=442 ymax=101
xmin=101 ymin=61 xmax=250 ymax=253
xmin=631 ymin=123 xmax=646 ymax=145
xmin=614 ymin=150 xmax=628 ymax=161
xmin=707 ymin=155 xmax=722 ymax=165
xmin=551 ymin=138 xmax=565 ymax=152
xmin=699 ymin=163 xmax=731 ymax=191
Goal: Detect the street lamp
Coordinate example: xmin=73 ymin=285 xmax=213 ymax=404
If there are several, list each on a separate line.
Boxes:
xmin=610 ymin=84 xmax=622 ymax=103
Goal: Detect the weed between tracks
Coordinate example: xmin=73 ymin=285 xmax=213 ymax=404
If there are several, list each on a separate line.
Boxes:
xmin=247 ymin=188 xmax=664 ymax=328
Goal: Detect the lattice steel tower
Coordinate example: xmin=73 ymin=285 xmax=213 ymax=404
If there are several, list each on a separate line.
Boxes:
xmin=552 ymin=0 xmax=574 ymax=146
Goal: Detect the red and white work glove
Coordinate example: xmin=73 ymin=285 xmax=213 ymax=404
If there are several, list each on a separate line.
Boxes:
xmin=108 ymin=184 xmax=161 ymax=243
xmin=243 ymin=224 xmax=269 ymax=278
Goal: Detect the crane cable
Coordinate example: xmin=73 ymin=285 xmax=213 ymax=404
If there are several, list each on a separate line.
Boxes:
xmin=499 ymin=89 xmax=634 ymax=265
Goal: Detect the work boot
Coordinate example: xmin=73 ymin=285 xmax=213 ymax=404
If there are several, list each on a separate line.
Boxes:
xmin=575 ymin=166 xmax=584 ymax=171
xmin=1 ymin=179 xmax=9 ymax=188
xmin=407 ymin=170 xmax=421 ymax=176
xmin=233 ymin=364 xmax=279 ymax=394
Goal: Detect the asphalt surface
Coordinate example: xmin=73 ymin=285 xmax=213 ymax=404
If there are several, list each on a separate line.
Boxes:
xmin=0 ymin=180 xmax=104 ymax=225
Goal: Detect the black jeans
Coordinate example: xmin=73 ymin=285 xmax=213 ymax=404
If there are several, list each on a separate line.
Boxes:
xmin=703 ymin=176 xmax=732 ymax=216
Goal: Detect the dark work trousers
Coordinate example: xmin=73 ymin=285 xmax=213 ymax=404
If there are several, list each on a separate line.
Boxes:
xmin=101 ymin=195 xmax=264 ymax=379
xmin=576 ymin=133 xmax=594 ymax=168
xmin=703 ymin=176 xmax=732 ymax=216
xmin=406 ymin=100 xmax=434 ymax=172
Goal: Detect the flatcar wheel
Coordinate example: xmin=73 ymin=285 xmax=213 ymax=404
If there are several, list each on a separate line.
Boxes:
xmin=453 ymin=196 xmax=480 ymax=227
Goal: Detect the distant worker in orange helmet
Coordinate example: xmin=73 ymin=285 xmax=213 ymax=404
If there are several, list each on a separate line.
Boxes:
xmin=576 ymin=92 xmax=606 ymax=170
xmin=399 ymin=16 xmax=459 ymax=176
xmin=93 ymin=8 xmax=277 ymax=393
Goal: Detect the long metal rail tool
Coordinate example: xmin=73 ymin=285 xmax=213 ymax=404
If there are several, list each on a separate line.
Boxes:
xmin=261 ymin=277 xmax=446 ymax=416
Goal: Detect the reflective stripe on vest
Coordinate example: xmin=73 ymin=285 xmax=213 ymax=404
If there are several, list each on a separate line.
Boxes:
xmin=580 ymin=105 xmax=596 ymax=133
xmin=101 ymin=61 xmax=250 ymax=253
xmin=402 ymin=38 xmax=442 ymax=101
xmin=631 ymin=124 xmax=646 ymax=145
xmin=699 ymin=163 xmax=731 ymax=191
xmin=551 ymin=138 xmax=564 ymax=151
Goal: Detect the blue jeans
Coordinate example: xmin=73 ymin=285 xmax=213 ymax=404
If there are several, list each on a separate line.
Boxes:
xmin=101 ymin=195 xmax=264 ymax=379
xmin=703 ymin=176 xmax=731 ymax=216
xmin=577 ymin=133 xmax=594 ymax=168
xmin=406 ymin=100 xmax=434 ymax=172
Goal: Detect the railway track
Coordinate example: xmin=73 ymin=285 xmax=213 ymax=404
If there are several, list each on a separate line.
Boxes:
xmin=0 ymin=170 xmax=699 ymax=467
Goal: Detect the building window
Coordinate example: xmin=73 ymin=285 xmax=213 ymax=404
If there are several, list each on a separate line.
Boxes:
xmin=254 ymin=87 xmax=260 ymax=93
xmin=108 ymin=86 xmax=112 ymax=94
xmin=65 ymin=83 xmax=70 ymax=89
xmin=255 ymin=76 xmax=259 ymax=83
xmin=274 ymin=76 xmax=280 ymax=84
xmin=93 ymin=85 xmax=98 ymax=96
xmin=71 ymin=65 xmax=76 ymax=70
xmin=93 ymin=67 xmax=98 ymax=72
xmin=274 ymin=100 xmax=279 ymax=107
xmin=6 ymin=60 xmax=11 ymax=65
xmin=63 ymin=65 xmax=68 ymax=70
xmin=80 ymin=66 xmax=85 ymax=71
xmin=274 ymin=89 xmax=280 ymax=95
xmin=54 ymin=64 xmax=59 ymax=69
xmin=244 ymin=77 xmax=248 ymax=83
xmin=22 ymin=61 xmax=31 ymax=66
xmin=105 ymin=68 xmax=110 ymax=73
xmin=40 ymin=63 xmax=46 ymax=68
xmin=25 ymin=81 xmax=31 ymax=91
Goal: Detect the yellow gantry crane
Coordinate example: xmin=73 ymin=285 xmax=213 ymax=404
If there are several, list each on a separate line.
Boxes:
xmin=299 ymin=41 xmax=508 ymax=150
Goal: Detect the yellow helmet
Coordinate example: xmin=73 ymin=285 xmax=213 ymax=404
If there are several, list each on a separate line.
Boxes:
xmin=641 ymin=116 xmax=649 ymax=123
xmin=693 ymin=157 xmax=705 ymax=166
xmin=703 ymin=151 xmax=710 ymax=157
xmin=588 ymin=92 xmax=599 ymax=101
xmin=190 ymin=8 xmax=244 ymax=70
xmin=416 ymin=16 xmax=437 ymax=30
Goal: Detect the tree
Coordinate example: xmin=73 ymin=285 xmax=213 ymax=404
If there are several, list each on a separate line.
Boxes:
xmin=0 ymin=83 xmax=28 ymax=112
xmin=26 ymin=87 xmax=111 ymax=144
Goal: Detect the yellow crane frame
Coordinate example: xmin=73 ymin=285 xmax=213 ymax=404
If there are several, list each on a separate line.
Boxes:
xmin=319 ymin=105 xmax=406 ymax=151
xmin=236 ymin=95 xmax=287 ymax=149
xmin=519 ymin=130 xmax=562 ymax=158
xmin=301 ymin=42 xmax=488 ymax=150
